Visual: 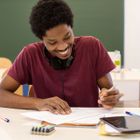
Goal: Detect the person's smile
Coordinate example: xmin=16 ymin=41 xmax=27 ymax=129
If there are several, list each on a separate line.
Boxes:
xmin=56 ymin=46 xmax=71 ymax=58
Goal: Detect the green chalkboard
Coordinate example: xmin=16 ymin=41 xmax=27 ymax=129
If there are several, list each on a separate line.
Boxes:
xmin=0 ymin=0 xmax=38 ymax=61
xmin=0 ymin=0 xmax=124 ymax=62
xmin=66 ymin=0 xmax=124 ymax=63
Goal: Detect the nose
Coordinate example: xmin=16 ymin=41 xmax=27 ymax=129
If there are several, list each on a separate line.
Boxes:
xmin=56 ymin=41 xmax=68 ymax=50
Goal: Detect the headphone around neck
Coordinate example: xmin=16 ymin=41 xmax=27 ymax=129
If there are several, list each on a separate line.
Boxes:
xmin=44 ymin=47 xmax=75 ymax=70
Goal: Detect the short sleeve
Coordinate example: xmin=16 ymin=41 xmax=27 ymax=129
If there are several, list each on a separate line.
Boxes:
xmin=95 ymin=39 xmax=115 ymax=79
xmin=8 ymin=47 xmax=32 ymax=84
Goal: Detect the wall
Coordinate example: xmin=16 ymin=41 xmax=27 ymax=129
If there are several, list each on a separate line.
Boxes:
xmin=124 ymin=0 xmax=140 ymax=69
xmin=0 ymin=0 xmax=38 ymax=61
xmin=0 ymin=0 xmax=124 ymax=62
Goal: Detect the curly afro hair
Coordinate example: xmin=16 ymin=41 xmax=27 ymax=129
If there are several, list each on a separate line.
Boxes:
xmin=29 ymin=0 xmax=74 ymax=39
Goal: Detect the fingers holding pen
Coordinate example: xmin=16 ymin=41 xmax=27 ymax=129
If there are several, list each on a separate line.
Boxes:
xmin=100 ymin=86 xmax=121 ymax=99
xmin=100 ymin=86 xmax=119 ymax=97
xmin=98 ymin=86 xmax=123 ymax=108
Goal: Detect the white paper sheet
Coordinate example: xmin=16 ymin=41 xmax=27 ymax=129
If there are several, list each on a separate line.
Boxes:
xmin=21 ymin=107 xmax=125 ymax=125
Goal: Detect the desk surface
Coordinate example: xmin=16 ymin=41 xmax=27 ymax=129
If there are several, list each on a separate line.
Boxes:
xmin=117 ymin=100 xmax=140 ymax=107
xmin=111 ymin=69 xmax=140 ymax=80
xmin=1 ymin=101 xmax=140 ymax=140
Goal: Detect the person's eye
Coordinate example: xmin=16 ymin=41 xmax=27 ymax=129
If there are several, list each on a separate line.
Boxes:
xmin=64 ymin=35 xmax=71 ymax=41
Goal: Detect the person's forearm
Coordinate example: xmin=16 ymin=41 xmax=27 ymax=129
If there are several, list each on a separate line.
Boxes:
xmin=0 ymin=88 xmax=42 ymax=110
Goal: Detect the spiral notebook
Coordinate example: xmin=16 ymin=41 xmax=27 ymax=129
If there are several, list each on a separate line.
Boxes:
xmin=31 ymin=125 xmax=55 ymax=135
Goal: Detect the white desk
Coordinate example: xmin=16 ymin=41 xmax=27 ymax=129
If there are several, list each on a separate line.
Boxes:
xmin=0 ymin=106 xmax=140 ymax=140
xmin=111 ymin=69 xmax=140 ymax=101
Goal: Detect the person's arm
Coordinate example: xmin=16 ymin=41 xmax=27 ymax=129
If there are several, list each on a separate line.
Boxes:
xmin=0 ymin=75 xmax=41 ymax=109
xmin=0 ymin=75 xmax=71 ymax=114
xmin=97 ymin=73 xmax=123 ymax=108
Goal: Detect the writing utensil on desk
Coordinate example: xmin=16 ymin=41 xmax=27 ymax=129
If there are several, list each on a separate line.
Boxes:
xmin=0 ymin=115 xmax=10 ymax=123
xmin=125 ymin=111 xmax=140 ymax=117
xmin=41 ymin=121 xmax=98 ymax=128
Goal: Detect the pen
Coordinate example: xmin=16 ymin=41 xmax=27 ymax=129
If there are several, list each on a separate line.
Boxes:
xmin=0 ymin=115 xmax=10 ymax=123
xmin=125 ymin=111 xmax=140 ymax=117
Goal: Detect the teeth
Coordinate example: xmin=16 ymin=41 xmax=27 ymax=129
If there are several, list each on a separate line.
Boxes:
xmin=58 ymin=48 xmax=68 ymax=55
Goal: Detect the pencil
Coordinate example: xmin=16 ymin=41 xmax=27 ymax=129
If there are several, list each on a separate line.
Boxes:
xmin=0 ymin=115 xmax=10 ymax=123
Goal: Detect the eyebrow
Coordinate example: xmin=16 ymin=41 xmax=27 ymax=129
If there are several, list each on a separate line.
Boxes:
xmin=47 ymin=32 xmax=70 ymax=42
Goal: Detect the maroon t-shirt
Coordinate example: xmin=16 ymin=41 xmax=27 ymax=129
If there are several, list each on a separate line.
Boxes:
xmin=8 ymin=36 xmax=115 ymax=107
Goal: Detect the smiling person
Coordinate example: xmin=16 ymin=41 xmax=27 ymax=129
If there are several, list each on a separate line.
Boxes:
xmin=0 ymin=0 xmax=123 ymax=114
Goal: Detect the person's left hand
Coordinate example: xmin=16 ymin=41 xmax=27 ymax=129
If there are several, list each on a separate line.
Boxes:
xmin=98 ymin=87 xmax=123 ymax=109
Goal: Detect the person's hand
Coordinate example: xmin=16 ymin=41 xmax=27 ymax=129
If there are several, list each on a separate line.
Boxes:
xmin=35 ymin=96 xmax=71 ymax=115
xmin=98 ymin=87 xmax=123 ymax=109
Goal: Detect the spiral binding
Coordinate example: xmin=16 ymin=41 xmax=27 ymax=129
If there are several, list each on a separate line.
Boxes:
xmin=31 ymin=125 xmax=55 ymax=135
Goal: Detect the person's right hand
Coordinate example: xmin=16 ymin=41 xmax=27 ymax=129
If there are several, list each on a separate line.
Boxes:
xmin=35 ymin=96 xmax=71 ymax=115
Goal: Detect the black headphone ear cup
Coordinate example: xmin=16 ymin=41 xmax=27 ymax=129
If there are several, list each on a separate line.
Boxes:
xmin=65 ymin=55 xmax=74 ymax=68
xmin=49 ymin=56 xmax=74 ymax=70
xmin=49 ymin=57 xmax=63 ymax=69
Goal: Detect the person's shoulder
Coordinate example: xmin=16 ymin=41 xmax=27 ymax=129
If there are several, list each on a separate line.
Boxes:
xmin=24 ymin=41 xmax=44 ymax=50
xmin=75 ymin=36 xmax=100 ymax=46
xmin=16 ymin=41 xmax=44 ymax=60
xmin=21 ymin=41 xmax=44 ymax=54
